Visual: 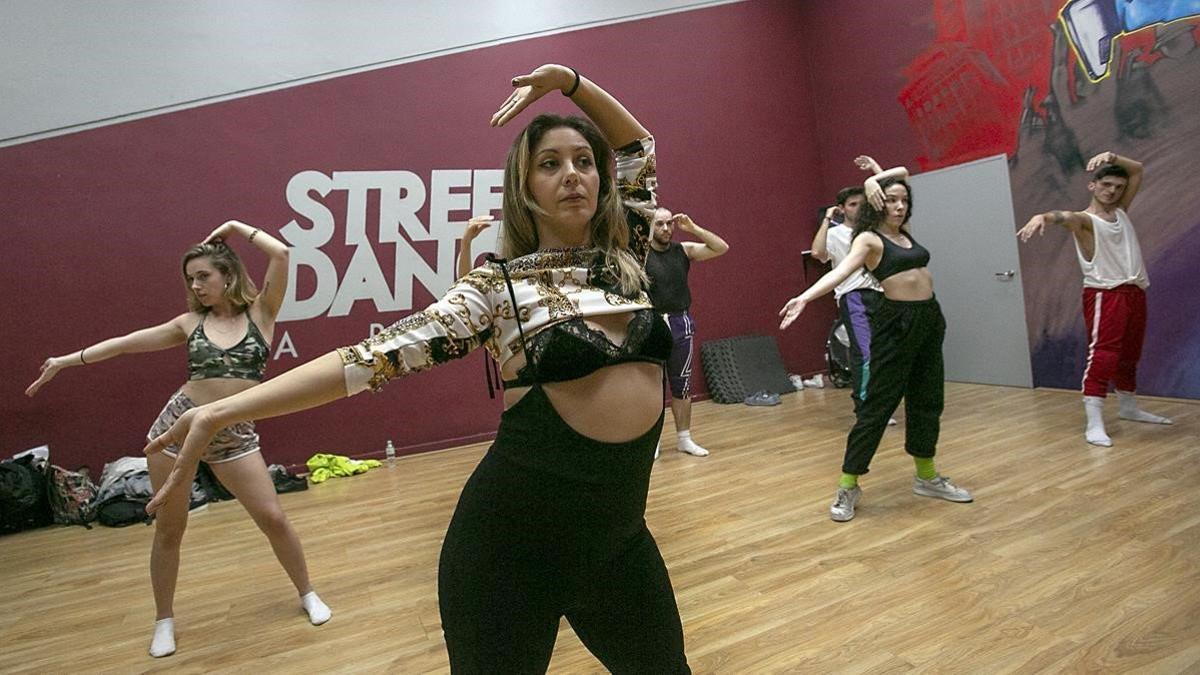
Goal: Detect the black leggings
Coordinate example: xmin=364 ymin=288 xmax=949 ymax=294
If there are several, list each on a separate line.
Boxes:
xmin=843 ymin=297 xmax=945 ymax=475
xmin=438 ymin=384 xmax=690 ymax=674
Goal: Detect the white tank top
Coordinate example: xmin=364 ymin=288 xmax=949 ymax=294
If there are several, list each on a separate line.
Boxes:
xmin=1076 ymin=209 xmax=1149 ymax=290
xmin=826 ymin=225 xmax=883 ymax=300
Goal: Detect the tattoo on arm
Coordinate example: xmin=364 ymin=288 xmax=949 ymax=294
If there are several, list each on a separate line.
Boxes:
xmin=1048 ymin=211 xmax=1067 ymax=226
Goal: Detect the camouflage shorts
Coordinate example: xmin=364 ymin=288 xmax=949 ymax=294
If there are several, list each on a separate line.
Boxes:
xmin=148 ymin=390 xmax=261 ymax=464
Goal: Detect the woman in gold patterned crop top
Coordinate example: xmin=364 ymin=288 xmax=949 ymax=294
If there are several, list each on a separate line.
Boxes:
xmin=26 ymin=222 xmax=331 ymax=657
xmin=146 ymin=64 xmax=692 ymax=672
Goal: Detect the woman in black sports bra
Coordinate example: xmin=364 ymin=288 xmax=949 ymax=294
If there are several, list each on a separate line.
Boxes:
xmin=144 ymin=65 xmax=690 ymax=673
xmin=780 ymin=163 xmax=973 ymax=524
xmin=26 ymin=222 xmax=330 ymax=657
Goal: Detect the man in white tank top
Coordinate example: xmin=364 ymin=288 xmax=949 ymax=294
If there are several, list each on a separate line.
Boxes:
xmin=1017 ymin=151 xmax=1172 ymax=447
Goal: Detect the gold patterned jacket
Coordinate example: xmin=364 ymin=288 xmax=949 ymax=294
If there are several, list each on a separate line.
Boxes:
xmin=337 ymin=136 xmax=657 ymax=395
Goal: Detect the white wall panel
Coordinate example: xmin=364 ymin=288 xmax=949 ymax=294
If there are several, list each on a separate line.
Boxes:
xmin=1 ymin=0 xmax=737 ymax=144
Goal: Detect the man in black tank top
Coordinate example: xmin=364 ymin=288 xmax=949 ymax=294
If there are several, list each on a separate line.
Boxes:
xmin=645 ymin=207 xmax=729 ymax=457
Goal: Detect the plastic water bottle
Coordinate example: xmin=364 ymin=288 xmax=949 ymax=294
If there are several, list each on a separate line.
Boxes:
xmin=385 ymin=439 xmax=396 ymax=467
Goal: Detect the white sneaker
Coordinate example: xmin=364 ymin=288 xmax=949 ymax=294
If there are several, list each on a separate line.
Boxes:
xmin=830 ymin=486 xmax=861 ymax=522
xmin=912 ymin=475 xmax=973 ymax=503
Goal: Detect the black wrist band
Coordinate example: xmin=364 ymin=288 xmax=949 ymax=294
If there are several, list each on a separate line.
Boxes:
xmin=563 ymin=68 xmax=580 ymax=97
xmin=80 ymin=348 xmax=89 ymax=365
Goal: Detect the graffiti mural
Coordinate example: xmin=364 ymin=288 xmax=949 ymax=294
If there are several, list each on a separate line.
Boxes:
xmin=897 ymin=0 xmax=1200 ymax=398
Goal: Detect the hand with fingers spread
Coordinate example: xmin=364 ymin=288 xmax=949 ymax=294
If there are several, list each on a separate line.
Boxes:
xmin=491 ymin=64 xmax=575 ymax=127
xmin=778 ymin=296 xmax=809 ymax=330
xmin=143 ymin=407 xmax=215 ymax=514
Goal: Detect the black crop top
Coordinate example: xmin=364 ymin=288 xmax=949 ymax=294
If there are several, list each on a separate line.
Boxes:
xmin=502 ymin=309 xmax=672 ymax=388
xmin=869 ymin=230 xmax=930 ymax=282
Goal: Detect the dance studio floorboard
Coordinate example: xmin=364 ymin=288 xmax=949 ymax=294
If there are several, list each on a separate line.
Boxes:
xmin=2 ymin=383 xmax=1197 ymax=673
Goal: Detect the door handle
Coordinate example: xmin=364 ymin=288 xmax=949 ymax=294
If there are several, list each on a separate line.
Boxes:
xmin=994 ymin=270 xmax=1016 ymax=280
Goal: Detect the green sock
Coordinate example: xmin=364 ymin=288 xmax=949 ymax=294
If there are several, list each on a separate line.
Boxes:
xmin=838 ymin=473 xmax=859 ymax=489
xmin=913 ymin=457 xmax=937 ymax=480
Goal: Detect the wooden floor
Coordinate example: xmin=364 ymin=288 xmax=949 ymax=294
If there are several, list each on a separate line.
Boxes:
xmin=2 ymin=383 xmax=1198 ymax=673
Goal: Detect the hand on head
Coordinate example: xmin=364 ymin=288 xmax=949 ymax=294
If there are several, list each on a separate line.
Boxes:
xmin=1085 ymin=151 xmax=1116 ymax=172
xmin=670 ymin=213 xmax=695 ymax=233
xmin=204 ymin=220 xmax=242 ymax=245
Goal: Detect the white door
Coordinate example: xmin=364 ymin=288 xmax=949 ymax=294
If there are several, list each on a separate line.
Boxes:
xmin=907 ymin=154 xmax=1033 ymax=388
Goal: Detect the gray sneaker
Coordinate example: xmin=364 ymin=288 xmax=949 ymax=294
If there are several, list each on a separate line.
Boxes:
xmin=830 ymin=486 xmax=862 ymax=522
xmin=912 ymin=475 xmax=973 ymax=503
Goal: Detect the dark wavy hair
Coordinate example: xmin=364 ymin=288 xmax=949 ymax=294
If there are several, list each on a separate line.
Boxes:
xmin=853 ymin=177 xmax=913 ymax=239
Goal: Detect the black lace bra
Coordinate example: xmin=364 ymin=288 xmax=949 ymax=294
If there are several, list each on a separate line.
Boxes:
xmin=502 ymin=309 xmax=672 ymax=388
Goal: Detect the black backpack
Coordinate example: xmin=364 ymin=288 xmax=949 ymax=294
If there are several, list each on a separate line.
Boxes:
xmin=0 ymin=455 xmax=54 ymax=535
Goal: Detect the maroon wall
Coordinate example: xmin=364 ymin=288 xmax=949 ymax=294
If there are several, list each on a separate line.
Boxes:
xmin=798 ymin=0 xmax=1200 ymax=399
xmin=2 ymin=1 xmax=830 ymax=471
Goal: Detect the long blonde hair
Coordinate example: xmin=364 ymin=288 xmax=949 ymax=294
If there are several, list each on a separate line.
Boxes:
xmin=181 ymin=241 xmax=258 ymax=313
xmin=501 ymin=114 xmax=647 ymax=295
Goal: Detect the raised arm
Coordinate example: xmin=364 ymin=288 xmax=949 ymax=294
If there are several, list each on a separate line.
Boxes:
xmin=204 ymin=220 xmax=290 ymax=322
xmin=675 ymin=214 xmax=729 ymax=262
xmin=1087 ymin=151 xmax=1144 ymax=210
xmin=779 ymin=233 xmax=876 ymax=329
xmin=810 ymin=206 xmax=841 ymax=263
xmin=457 ymin=216 xmax=494 ymax=279
xmin=1016 ymin=209 xmax=1093 ymax=242
xmin=854 ymin=155 xmax=883 ymax=175
xmin=492 ymin=64 xmax=649 ymax=150
xmin=26 ymin=315 xmax=190 ymax=396
xmin=864 ymin=166 xmax=910 ymax=210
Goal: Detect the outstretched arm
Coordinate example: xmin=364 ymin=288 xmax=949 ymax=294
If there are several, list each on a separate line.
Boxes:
xmin=779 ymin=234 xmax=875 ymax=329
xmin=143 ymin=350 xmax=348 ymax=513
xmin=26 ymin=315 xmax=189 ymax=396
xmin=675 ymin=214 xmax=729 ymax=262
xmin=1087 ymin=151 xmax=1144 ymax=210
xmin=491 ymin=64 xmax=649 ymax=150
xmin=1016 ymin=209 xmax=1092 ymax=242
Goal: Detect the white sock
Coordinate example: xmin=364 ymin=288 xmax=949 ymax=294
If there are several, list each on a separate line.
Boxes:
xmin=149 ymin=618 xmax=176 ymax=658
xmin=1116 ymin=390 xmax=1173 ymax=425
xmin=676 ymin=431 xmax=709 ymax=457
xmin=1084 ymin=396 xmax=1112 ymax=447
xmin=301 ymin=591 xmax=331 ymax=626
xmin=887 ymin=417 xmax=898 ymax=426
